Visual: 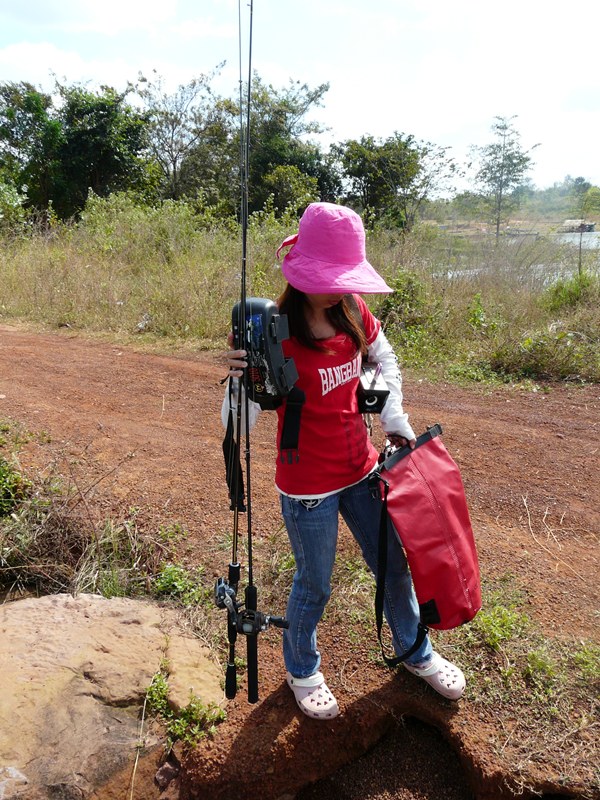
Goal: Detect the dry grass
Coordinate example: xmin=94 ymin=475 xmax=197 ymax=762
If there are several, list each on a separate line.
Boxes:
xmin=1 ymin=200 xmax=598 ymax=385
xmin=0 ymin=431 xmax=170 ymax=599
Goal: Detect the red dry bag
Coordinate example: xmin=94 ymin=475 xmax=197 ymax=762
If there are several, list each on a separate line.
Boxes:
xmin=368 ymin=424 xmax=481 ymax=665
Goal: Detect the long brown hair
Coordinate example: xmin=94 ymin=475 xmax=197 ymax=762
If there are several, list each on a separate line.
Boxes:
xmin=277 ymin=285 xmax=367 ymax=355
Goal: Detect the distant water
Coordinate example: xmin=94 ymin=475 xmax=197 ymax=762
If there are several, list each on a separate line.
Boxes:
xmin=556 ymin=232 xmax=600 ymax=249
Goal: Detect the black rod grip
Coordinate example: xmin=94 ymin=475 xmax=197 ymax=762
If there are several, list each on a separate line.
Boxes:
xmin=225 ymin=660 xmax=237 ymax=699
xmin=228 ymin=562 xmax=241 ymax=589
xmin=246 ymin=635 xmax=258 ymax=703
xmin=245 ymin=584 xmax=259 ymax=703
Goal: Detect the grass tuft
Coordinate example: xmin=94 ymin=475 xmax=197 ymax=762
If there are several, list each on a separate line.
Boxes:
xmin=146 ymin=662 xmax=226 ymax=748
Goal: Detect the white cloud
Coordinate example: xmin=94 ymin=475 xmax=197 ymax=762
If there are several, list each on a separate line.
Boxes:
xmin=0 ymin=42 xmax=89 ymax=88
xmin=2 ymin=0 xmax=176 ymax=35
xmin=170 ymin=19 xmax=236 ymax=41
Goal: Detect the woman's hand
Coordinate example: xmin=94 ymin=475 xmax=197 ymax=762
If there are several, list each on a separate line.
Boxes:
xmin=222 ymin=332 xmax=247 ymax=378
xmin=386 ymin=434 xmax=416 ymax=450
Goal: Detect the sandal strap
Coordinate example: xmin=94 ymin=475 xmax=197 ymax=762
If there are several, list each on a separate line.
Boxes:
xmin=287 ymin=670 xmax=325 ymax=688
xmin=405 ymin=652 xmax=443 ymax=677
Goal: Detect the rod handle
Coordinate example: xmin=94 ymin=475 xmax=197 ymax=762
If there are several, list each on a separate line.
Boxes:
xmin=225 ymin=661 xmax=237 ymax=699
xmin=245 ymin=584 xmax=259 ymax=703
xmin=246 ymin=634 xmax=258 ymax=703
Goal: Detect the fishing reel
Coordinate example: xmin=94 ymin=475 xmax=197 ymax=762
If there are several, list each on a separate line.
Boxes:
xmin=214 ymin=574 xmax=289 ymax=702
xmin=214 ymin=576 xmax=237 ymax=616
xmin=214 ymin=577 xmax=288 ymax=634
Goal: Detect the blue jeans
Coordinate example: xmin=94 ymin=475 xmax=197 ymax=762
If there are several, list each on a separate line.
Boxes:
xmin=280 ymin=476 xmax=432 ymax=678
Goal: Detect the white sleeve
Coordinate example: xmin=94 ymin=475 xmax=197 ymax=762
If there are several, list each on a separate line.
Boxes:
xmin=367 ymin=329 xmax=416 ymax=441
xmin=220 ymin=379 xmax=262 ymax=434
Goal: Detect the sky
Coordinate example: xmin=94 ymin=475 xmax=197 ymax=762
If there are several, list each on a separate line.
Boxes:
xmin=1 ymin=0 xmax=599 ymax=192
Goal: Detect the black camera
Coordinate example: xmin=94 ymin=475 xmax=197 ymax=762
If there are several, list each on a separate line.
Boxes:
xmin=232 ymin=298 xmax=299 ymax=409
xmin=357 ymin=362 xmax=389 ymax=414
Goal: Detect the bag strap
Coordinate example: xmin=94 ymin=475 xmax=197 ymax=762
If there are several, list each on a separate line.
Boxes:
xmin=368 ymin=471 xmax=429 ymax=667
xmin=379 ymin=423 xmax=443 ymax=472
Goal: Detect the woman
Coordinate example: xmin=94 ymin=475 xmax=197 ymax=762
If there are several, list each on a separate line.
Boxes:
xmin=223 ymin=202 xmax=465 ymax=720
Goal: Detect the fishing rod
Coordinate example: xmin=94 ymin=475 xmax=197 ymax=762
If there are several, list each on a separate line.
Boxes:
xmin=216 ymin=0 xmax=296 ymax=704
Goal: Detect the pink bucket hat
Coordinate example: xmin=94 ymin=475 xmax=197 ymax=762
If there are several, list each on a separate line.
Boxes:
xmin=276 ymin=202 xmax=392 ymax=294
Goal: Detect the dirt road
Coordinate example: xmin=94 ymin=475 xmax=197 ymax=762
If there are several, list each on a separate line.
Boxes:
xmin=1 ymin=323 xmax=598 ymax=799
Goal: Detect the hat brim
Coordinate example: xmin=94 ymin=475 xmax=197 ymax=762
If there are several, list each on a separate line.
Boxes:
xmin=281 ymin=249 xmax=391 ymax=294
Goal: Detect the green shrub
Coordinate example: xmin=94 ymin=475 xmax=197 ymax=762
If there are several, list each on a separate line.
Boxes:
xmin=471 ymin=604 xmax=529 ymax=651
xmin=542 ymin=271 xmax=600 ymax=312
xmin=467 ymin=292 xmax=498 ymax=334
xmin=573 ymin=641 xmax=600 ymax=685
xmin=377 ymin=270 xmax=429 ymax=329
xmin=490 ymin=327 xmax=600 ymax=382
xmin=524 ymin=648 xmax=558 ymax=696
xmin=445 ymin=361 xmax=503 ymax=385
xmin=146 ymin=664 xmax=226 ymax=746
xmin=1 ymin=202 xmax=599 ymax=383
xmin=153 ymin=562 xmax=208 ymax=606
xmin=0 ymin=476 xmax=163 ymax=597
xmin=0 ymin=181 xmax=27 ymax=234
xmin=0 ymin=458 xmax=30 ymax=516
xmin=78 ymin=191 xmax=201 ymax=266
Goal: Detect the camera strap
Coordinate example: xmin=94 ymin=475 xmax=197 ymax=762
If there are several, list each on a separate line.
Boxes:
xmin=279 ymin=385 xmax=305 ymax=463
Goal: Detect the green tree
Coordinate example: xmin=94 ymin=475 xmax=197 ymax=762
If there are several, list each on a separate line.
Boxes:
xmin=0 ymin=80 xmax=155 ymax=220
xmin=471 ymin=115 xmax=539 ymax=239
xmin=244 ymin=76 xmax=331 ymax=212
xmin=520 ymin=175 xmax=591 ymax=220
xmin=177 ymin=96 xmax=238 ymax=214
xmin=171 ymin=75 xmax=335 ymax=217
xmin=333 ymin=135 xmax=385 ymax=216
xmin=0 ymin=179 xmax=27 ymax=232
xmin=263 ymin=164 xmax=319 ymax=215
xmin=449 ymin=190 xmax=488 ymax=221
xmin=334 ymin=133 xmax=458 ymax=229
xmin=136 ymin=68 xmax=227 ymax=201
xmin=0 ymin=81 xmax=63 ymax=211
xmin=55 ymin=83 xmax=152 ymax=218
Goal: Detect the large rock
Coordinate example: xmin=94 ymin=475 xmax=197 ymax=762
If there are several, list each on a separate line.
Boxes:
xmin=0 ymin=593 xmax=223 ymax=799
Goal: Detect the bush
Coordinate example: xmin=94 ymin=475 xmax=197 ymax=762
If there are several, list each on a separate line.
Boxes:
xmin=146 ymin=666 xmax=226 ymax=746
xmin=0 ymin=467 xmax=165 ymax=597
xmin=0 ymin=458 xmax=30 ymax=515
xmin=153 ymin=562 xmax=208 ymax=606
xmin=377 ymin=270 xmax=429 ymax=329
xmin=490 ymin=326 xmax=600 ymax=382
xmin=541 ymin=271 xmax=600 ymax=312
xmin=78 ymin=191 xmax=202 ymax=267
xmin=0 ymin=181 xmax=27 ymax=234
xmin=0 ymin=200 xmax=599 ymax=383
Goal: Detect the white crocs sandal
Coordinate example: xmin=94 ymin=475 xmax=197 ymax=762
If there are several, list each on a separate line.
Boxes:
xmin=286 ymin=671 xmax=340 ymax=719
xmin=404 ymin=652 xmax=466 ymax=700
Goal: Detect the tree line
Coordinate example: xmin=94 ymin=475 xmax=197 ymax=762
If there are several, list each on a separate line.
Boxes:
xmin=0 ymin=71 xmax=598 ymax=234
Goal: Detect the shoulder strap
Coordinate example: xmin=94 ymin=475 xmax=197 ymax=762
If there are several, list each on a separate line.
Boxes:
xmin=368 ymin=471 xmax=429 ymax=666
